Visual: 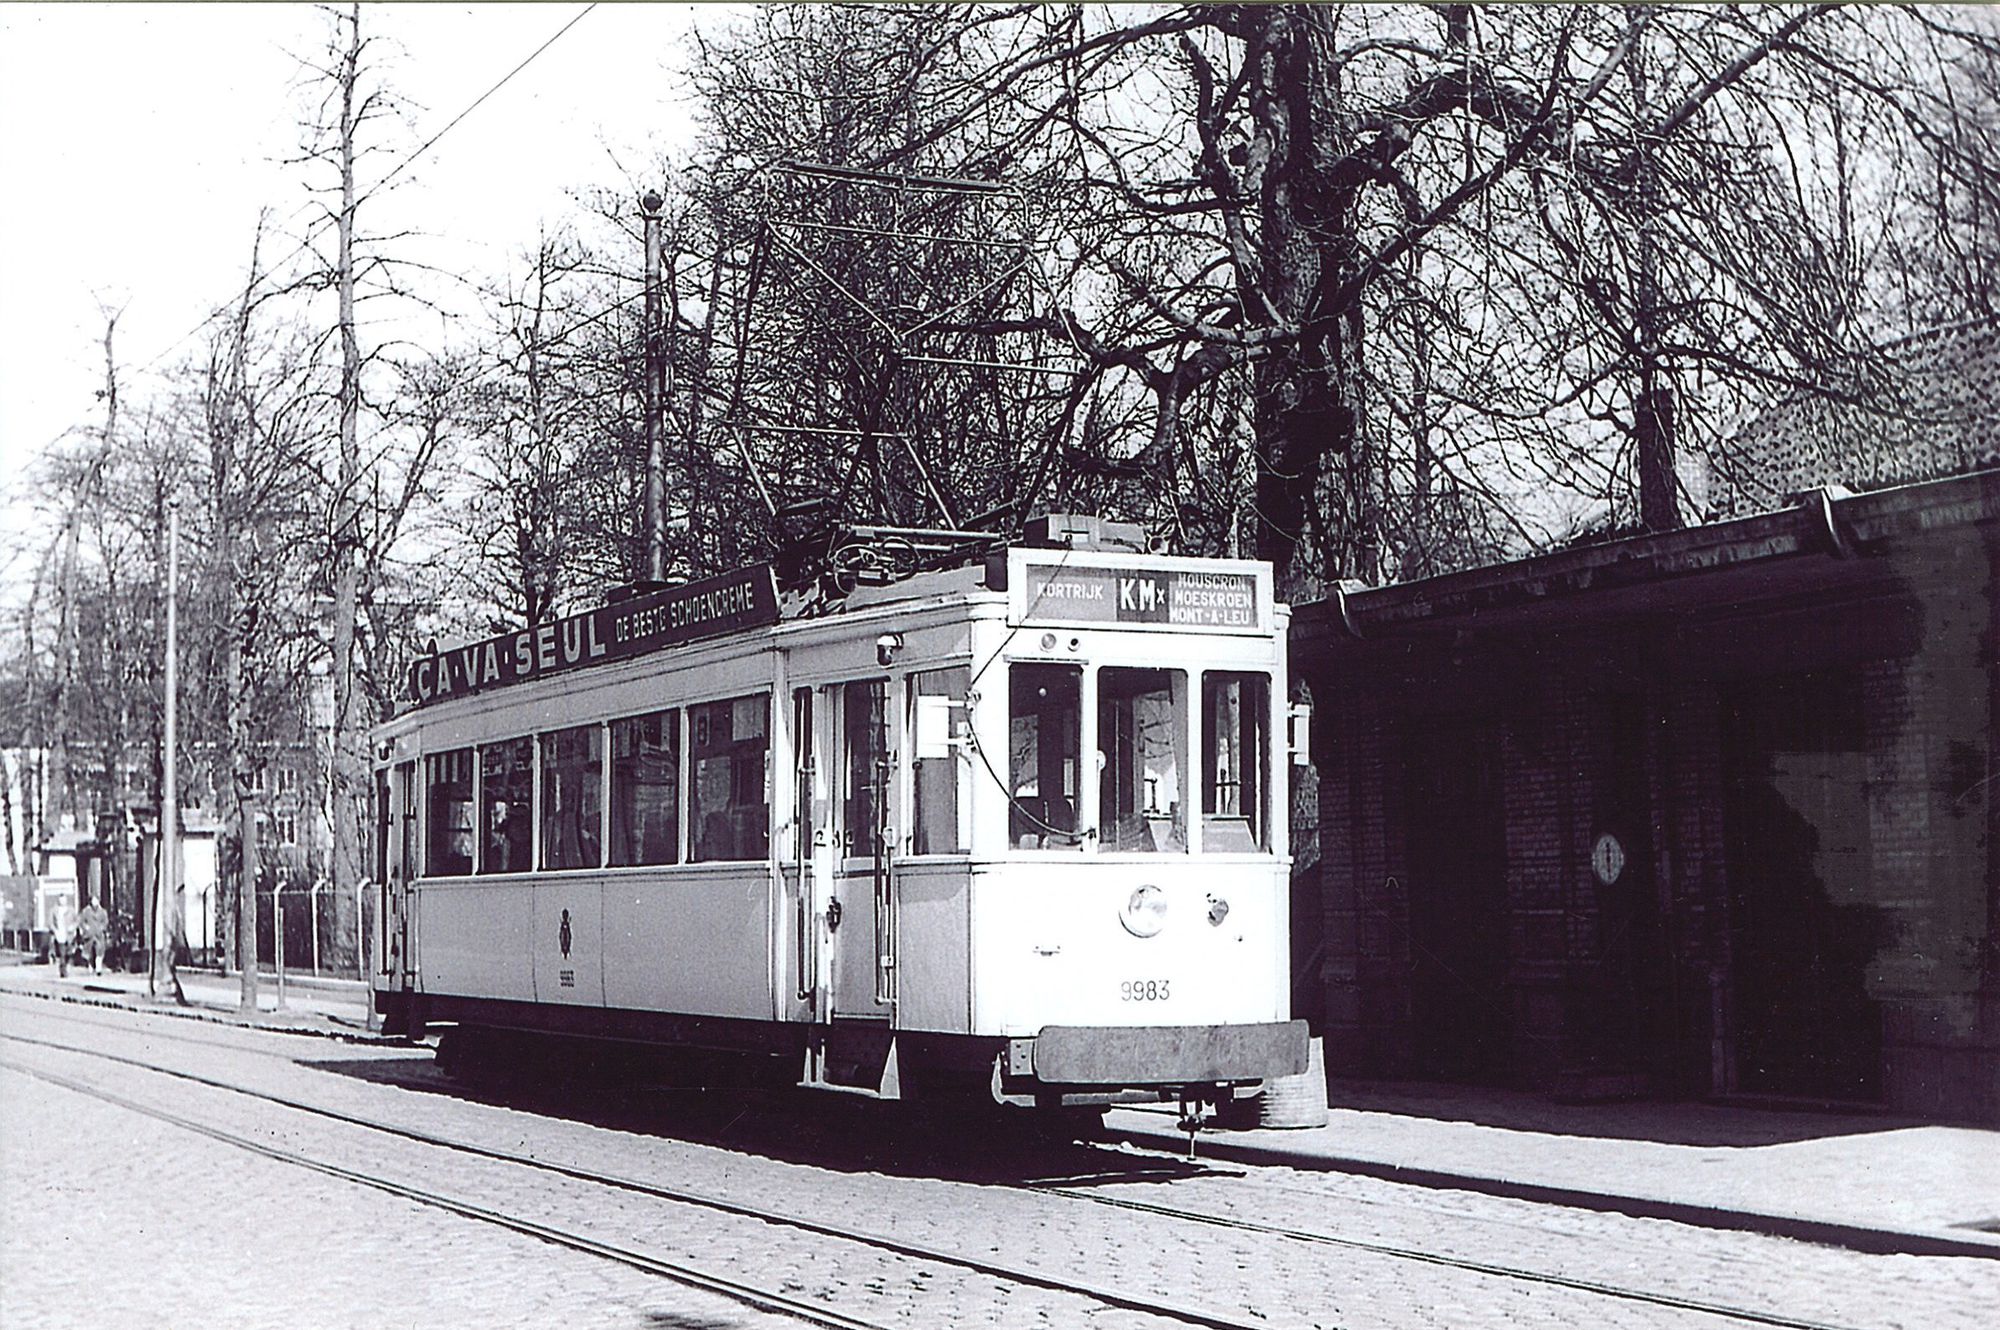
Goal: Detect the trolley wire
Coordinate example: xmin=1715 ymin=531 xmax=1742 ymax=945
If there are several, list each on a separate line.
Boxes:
xmin=128 ymin=3 xmax=601 ymax=382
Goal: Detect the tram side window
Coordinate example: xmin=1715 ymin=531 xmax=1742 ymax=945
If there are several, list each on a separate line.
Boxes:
xmin=609 ymin=709 xmax=680 ymax=866
xmin=842 ymin=680 xmax=888 ymax=857
xmin=1098 ymin=667 xmax=1187 ymax=853
xmin=1009 ymin=663 xmax=1081 ymax=849
xmin=910 ymin=667 xmax=970 ymax=855
xmin=425 ymin=748 xmax=475 ymax=876
xmin=691 ymin=694 xmax=769 ymax=862
xmin=1202 ymin=672 xmax=1269 ymax=852
xmin=479 ymin=738 xmax=534 ymax=874
xmin=540 ymin=725 xmax=603 ymax=870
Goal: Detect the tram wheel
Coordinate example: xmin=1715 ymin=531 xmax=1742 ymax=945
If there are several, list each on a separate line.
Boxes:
xmin=1035 ymin=1104 xmax=1109 ymax=1143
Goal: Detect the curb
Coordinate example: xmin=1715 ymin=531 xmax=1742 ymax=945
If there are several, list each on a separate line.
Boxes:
xmin=1105 ymin=1121 xmax=2000 ymax=1261
xmin=0 ymin=980 xmax=398 ymax=1047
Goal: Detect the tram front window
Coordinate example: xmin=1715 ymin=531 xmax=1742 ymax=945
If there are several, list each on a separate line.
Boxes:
xmin=1009 ymin=663 xmax=1081 ymax=849
xmin=1098 ymin=667 xmax=1187 ymax=853
xmin=480 ymin=738 xmax=533 ymax=874
xmin=1202 ymin=672 xmax=1269 ymax=852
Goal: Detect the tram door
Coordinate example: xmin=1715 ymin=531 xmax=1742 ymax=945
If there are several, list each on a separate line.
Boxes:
xmin=828 ymin=679 xmax=896 ymax=1022
xmin=380 ymin=761 xmax=418 ymax=992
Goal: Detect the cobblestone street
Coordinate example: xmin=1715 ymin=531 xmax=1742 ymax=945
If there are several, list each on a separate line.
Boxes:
xmin=3 ymin=991 xmax=1994 ymax=1330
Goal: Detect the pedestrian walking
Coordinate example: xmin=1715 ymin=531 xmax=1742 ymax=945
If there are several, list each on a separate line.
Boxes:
xmin=49 ymin=900 xmax=76 ymax=977
xmin=77 ymin=898 xmax=109 ymax=974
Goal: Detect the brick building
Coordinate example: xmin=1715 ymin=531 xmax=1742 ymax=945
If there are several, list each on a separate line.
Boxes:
xmin=1713 ymin=318 xmax=2000 ymax=519
xmin=1291 ymin=470 xmax=1998 ymax=1122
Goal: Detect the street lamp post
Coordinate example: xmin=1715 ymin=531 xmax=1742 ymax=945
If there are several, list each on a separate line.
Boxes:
xmin=152 ymin=500 xmax=180 ymax=998
xmin=641 ymin=187 xmax=667 ymax=584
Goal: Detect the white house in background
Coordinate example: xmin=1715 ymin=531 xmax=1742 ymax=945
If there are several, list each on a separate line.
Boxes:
xmin=176 ymin=811 xmax=222 ymax=961
xmin=32 ymin=820 xmax=87 ymax=958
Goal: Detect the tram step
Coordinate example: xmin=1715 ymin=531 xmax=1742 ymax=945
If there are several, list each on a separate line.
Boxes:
xmin=806 ymin=1023 xmax=901 ymax=1098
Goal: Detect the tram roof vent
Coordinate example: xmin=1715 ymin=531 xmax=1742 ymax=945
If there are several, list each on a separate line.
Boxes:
xmin=1022 ymin=513 xmax=1152 ymax=553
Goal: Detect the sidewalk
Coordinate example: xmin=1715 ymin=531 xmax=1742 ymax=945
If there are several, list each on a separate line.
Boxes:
xmin=1109 ymin=1085 xmax=2000 ymax=1259
xmin=0 ymin=956 xmax=376 ymax=1039
xmin=5 ymin=954 xmax=1992 ymax=1259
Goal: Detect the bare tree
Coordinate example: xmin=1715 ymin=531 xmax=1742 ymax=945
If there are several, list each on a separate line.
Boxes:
xmin=675 ymin=5 xmax=2000 ymax=595
xmin=292 ymin=1 xmax=443 ymax=973
xmin=452 ymin=234 xmax=596 ymax=626
xmin=187 ymin=224 xmax=326 ymax=1009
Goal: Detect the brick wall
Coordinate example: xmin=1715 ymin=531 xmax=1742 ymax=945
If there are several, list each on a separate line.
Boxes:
xmin=1316 ymin=684 xmax=1411 ymax=1076
xmin=1861 ymin=536 xmax=2000 ymax=1118
xmin=1499 ymin=680 xmax=1578 ymax=1083
xmin=1301 ymin=520 xmax=1997 ymax=1120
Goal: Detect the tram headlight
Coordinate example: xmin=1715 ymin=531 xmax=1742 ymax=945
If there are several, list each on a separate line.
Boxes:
xmin=1120 ymin=884 xmax=1168 ymax=938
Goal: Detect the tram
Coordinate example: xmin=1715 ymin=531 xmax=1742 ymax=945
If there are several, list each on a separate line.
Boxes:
xmin=371 ymin=515 xmax=1307 ymax=1115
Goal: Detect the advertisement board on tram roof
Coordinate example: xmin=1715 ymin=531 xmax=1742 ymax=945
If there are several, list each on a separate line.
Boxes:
xmin=404 ymin=564 xmax=780 ymax=708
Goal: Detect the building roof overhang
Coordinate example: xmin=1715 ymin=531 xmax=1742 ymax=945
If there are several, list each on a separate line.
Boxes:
xmin=1293 ymin=467 xmax=1999 ymax=655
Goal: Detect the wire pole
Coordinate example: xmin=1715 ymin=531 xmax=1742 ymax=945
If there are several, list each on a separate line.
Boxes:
xmin=152 ymin=501 xmax=179 ymax=998
xmin=641 ymin=188 xmax=667 ymax=583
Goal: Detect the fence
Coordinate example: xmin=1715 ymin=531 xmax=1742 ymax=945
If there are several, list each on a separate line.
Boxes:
xmin=254 ymin=882 xmax=374 ymax=978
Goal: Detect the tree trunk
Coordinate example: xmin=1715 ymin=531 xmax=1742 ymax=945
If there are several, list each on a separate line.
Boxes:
xmin=328 ymin=2 xmax=369 ymax=960
xmin=227 ymin=610 xmax=260 ymax=1011
xmin=237 ymin=785 xmax=260 ymax=1010
xmin=1628 ymin=12 xmax=1683 ymax=534
xmin=1243 ymin=6 xmax=1367 ymax=598
xmin=1636 ymin=370 xmax=1681 ymax=532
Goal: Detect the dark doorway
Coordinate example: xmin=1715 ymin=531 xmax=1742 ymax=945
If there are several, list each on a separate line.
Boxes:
xmin=1581 ymin=695 xmax=1672 ymax=1082
xmin=1404 ymin=723 xmax=1510 ymax=1081
xmin=1721 ymin=672 xmax=1886 ymax=1101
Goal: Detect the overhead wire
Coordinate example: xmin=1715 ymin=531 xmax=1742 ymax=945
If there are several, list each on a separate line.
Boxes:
xmin=124 ymin=3 xmax=601 ymax=382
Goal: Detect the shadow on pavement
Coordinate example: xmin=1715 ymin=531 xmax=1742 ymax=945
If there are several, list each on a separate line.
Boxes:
xmin=301 ymin=1047 xmax=1216 ymax=1187
xmin=1324 ymin=1077 xmax=1922 ymax=1147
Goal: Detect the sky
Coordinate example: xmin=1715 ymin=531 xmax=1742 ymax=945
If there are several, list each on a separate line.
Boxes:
xmin=0 ymin=1 xmax=720 ymax=593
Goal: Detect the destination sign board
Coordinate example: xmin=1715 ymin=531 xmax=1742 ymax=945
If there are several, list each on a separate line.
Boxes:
xmin=405 ymin=565 xmax=780 ymax=708
xmin=1017 ymin=558 xmax=1264 ymax=630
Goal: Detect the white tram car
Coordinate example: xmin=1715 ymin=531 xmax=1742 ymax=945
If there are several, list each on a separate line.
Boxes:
xmin=372 ymin=518 xmax=1307 ymax=1112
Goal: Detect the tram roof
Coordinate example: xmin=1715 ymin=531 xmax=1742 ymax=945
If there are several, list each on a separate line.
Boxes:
xmin=396 ymin=544 xmax=1274 ymax=716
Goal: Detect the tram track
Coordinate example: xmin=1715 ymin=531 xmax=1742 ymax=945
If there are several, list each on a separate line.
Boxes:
xmin=0 ymin=1055 xmax=892 ymax=1330
xmin=0 ymin=1026 xmax=1271 ymax=1330
xmin=19 ymin=984 xmax=1968 ymax=1328
xmin=0 ymin=1012 xmax=1923 ymax=1330
xmin=1027 ymin=1185 xmax=1855 ymax=1330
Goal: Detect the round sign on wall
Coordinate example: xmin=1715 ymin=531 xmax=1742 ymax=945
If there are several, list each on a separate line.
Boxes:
xmin=1592 ymin=832 xmax=1626 ymax=886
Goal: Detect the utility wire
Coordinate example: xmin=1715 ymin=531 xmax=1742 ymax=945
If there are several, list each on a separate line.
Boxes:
xmin=128 ymin=3 xmax=600 ymax=381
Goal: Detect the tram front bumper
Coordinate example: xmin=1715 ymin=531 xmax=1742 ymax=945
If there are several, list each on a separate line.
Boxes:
xmin=1019 ymin=1020 xmax=1308 ymax=1087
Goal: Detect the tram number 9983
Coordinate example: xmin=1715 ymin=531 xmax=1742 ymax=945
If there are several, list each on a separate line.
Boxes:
xmin=1120 ymin=979 xmax=1171 ymax=1002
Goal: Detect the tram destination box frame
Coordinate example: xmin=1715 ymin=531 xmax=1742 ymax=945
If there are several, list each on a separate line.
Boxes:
xmin=1005 ymin=548 xmax=1273 ymax=635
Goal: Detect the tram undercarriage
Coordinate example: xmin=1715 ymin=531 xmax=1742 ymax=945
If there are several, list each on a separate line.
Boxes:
xmin=386 ymin=990 xmax=1299 ymax=1111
